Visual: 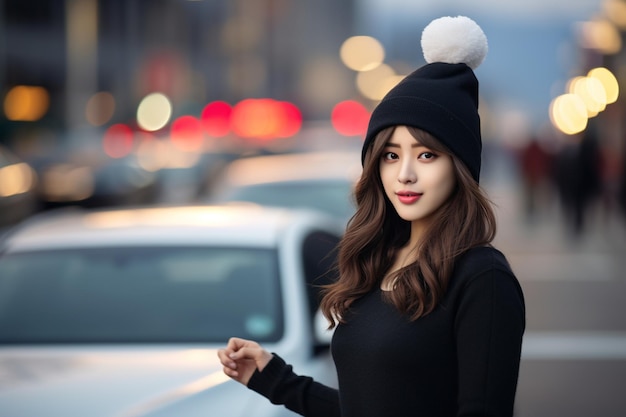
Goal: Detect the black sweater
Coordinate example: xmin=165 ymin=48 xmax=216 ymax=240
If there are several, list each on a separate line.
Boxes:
xmin=248 ymin=246 xmax=526 ymax=417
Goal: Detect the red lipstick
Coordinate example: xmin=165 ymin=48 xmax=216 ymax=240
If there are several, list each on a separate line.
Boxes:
xmin=396 ymin=191 xmax=421 ymax=204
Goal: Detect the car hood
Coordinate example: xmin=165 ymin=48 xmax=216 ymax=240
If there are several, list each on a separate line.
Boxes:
xmin=0 ymin=346 xmax=258 ymax=417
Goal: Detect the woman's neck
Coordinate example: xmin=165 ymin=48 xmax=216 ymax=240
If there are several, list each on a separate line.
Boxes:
xmin=381 ymin=241 xmax=420 ymax=291
xmin=409 ymin=220 xmax=426 ymax=246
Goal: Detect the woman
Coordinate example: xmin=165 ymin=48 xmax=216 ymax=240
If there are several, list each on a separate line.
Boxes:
xmin=218 ymin=16 xmax=525 ymax=417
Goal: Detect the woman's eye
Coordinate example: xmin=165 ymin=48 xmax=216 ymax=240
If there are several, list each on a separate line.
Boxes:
xmin=419 ymin=152 xmax=436 ymax=160
xmin=382 ymin=152 xmax=398 ymax=160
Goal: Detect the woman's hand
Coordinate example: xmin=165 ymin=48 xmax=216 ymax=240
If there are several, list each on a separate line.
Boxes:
xmin=217 ymin=337 xmax=274 ymax=386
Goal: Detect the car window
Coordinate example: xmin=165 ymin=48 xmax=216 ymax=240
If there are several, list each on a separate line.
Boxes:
xmin=0 ymin=246 xmax=283 ymax=344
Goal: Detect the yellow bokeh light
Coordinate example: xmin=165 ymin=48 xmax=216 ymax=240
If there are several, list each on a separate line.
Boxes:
xmin=340 ymin=36 xmax=385 ymax=72
xmin=85 ymin=91 xmax=116 ymax=126
xmin=579 ymin=19 xmax=622 ymax=54
xmin=588 ymin=67 xmax=619 ymax=104
xmin=380 ymin=75 xmax=406 ymax=97
xmin=42 ymin=164 xmax=94 ymax=202
xmin=3 ymin=85 xmax=50 ymax=122
xmin=550 ymin=94 xmax=588 ymax=135
xmin=137 ymin=92 xmax=172 ymax=131
xmin=603 ymin=0 xmax=626 ymax=29
xmin=566 ymin=76 xmax=586 ymax=94
xmin=571 ymin=76 xmax=607 ymax=116
xmin=0 ymin=162 xmax=35 ymax=197
xmin=356 ymin=63 xmax=396 ymax=101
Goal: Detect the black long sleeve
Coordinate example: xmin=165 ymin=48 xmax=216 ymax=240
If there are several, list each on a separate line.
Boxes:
xmin=454 ymin=249 xmax=526 ymax=416
xmin=248 ymin=246 xmax=525 ymax=417
xmin=247 ymin=354 xmax=340 ymax=417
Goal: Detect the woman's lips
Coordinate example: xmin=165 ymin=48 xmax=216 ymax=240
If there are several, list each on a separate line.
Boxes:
xmin=396 ymin=191 xmax=422 ymax=204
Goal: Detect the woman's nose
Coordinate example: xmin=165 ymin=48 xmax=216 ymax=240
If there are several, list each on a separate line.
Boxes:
xmin=397 ymin=160 xmax=417 ymax=184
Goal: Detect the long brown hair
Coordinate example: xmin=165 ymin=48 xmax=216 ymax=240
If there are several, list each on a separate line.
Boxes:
xmin=320 ymin=126 xmax=496 ymax=327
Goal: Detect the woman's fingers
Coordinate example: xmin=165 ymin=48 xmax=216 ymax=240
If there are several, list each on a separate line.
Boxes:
xmin=218 ymin=337 xmax=274 ymax=385
xmin=228 ymin=346 xmax=260 ymax=361
xmin=218 ymin=338 xmax=252 ymax=364
xmin=227 ymin=337 xmax=255 ymax=349
xmin=217 ymin=350 xmax=235 ymax=371
xmin=224 ymin=338 xmax=265 ymax=362
xmin=217 ymin=338 xmax=267 ymax=385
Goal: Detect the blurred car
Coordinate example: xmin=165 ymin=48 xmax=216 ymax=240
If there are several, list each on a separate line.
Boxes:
xmin=22 ymin=130 xmax=159 ymax=209
xmin=29 ymin=153 xmax=159 ymax=208
xmin=0 ymin=144 xmax=38 ymax=229
xmin=0 ymin=204 xmax=341 ymax=417
xmin=154 ymin=149 xmax=242 ymax=204
xmin=206 ymin=150 xmax=362 ymax=226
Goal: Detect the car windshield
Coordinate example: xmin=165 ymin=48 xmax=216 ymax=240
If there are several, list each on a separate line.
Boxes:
xmin=0 ymin=246 xmax=283 ymax=344
xmin=221 ymin=180 xmax=355 ymax=219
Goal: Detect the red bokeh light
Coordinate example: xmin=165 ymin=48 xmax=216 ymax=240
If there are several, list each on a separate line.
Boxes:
xmin=231 ymin=99 xmax=277 ymax=139
xmin=170 ymin=115 xmax=204 ymax=151
xmin=201 ymin=101 xmax=232 ymax=137
xmin=276 ymin=101 xmax=302 ymax=138
xmin=231 ymin=99 xmax=302 ymax=140
xmin=331 ymin=100 xmax=370 ymax=137
xmin=103 ymin=123 xmax=134 ymax=158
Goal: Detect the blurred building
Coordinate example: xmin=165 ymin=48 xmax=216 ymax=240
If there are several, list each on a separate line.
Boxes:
xmin=0 ymin=0 xmax=357 ymax=150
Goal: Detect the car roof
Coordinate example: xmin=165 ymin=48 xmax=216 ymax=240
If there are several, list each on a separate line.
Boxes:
xmin=220 ymin=150 xmax=362 ymax=186
xmin=1 ymin=204 xmax=341 ymax=252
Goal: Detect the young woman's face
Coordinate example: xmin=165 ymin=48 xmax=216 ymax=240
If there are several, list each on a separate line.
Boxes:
xmin=379 ymin=126 xmax=456 ymax=227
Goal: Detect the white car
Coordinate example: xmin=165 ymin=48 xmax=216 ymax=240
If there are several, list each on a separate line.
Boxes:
xmin=0 ymin=204 xmax=341 ymax=417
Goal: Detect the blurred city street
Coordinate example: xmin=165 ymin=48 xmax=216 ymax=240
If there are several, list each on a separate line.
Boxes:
xmin=3 ymin=146 xmax=626 ymax=417
xmin=2 ymin=0 xmax=626 ymax=416
xmin=484 ymin=164 xmax=626 ymax=417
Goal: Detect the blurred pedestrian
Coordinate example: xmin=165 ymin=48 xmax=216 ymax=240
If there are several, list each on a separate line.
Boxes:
xmin=218 ymin=16 xmax=525 ymax=417
xmin=518 ymin=134 xmax=553 ymax=222
xmin=596 ymin=137 xmax=623 ymax=221
xmin=554 ymin=128 xmax=601 ymax=237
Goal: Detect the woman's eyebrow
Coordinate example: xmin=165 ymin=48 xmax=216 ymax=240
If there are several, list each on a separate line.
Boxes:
xmin=384 ymin=142 xmax=422 ymax=148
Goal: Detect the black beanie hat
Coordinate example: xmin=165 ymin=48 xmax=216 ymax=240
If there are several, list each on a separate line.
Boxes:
xmin=361 ymin=16 xmax=488 ymax=183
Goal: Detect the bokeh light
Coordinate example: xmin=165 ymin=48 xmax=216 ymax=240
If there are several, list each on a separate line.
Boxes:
xmin=103 ymin=123 xmax=134 ymax=158
xmin=231 ymin=99 xmax=277 ymax=139
xmin=356 ymin=63 xmax=397 ymax=101
xmin=137 ymin=92 xmax=172 ymax=131
xmin=0 ymin=162 xmax=35 ymax=197
xmin=3 ymin=85 xmax=50 ymax=122
xmin=201 ymin=101 xmax=232 ymax=137
xmin=340 ymin=36 xmax=385 ymax=71
xmin=331 ymin=100 xmax=370 ymax=137
xmin=85 ymin=91 xmax=116 ymax=126
xmin=603 ymin=0 xmax=626 ymax=29
xmin=170 ymin=115 xmax=205 ymax=151
xmin=568 ymin=76 xmax=607 ymax=116
xmin=550 ymin=93 xmax=588 ymax=135
xmin=588 ymin=67 xmax=619 ymax=103
xmin=42 ymin=164 xmax=94 ymax=202
xmin=578 ymin=18 xmax=622 ymax=54
xmin=230 ymin=99 xmax=301 ymax=140
xmin=275 ymin=101 xmax=302 ymax=138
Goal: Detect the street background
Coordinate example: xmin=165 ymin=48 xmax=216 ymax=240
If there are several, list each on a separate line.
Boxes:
xmin=486 ymin=155 xmax=626 ymax=417
xmin=1 ymin=1 xmax=626 ymax=416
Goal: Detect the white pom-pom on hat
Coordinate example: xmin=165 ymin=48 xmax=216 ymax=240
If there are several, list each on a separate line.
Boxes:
xmin=421 ymin=16 xmax=488 ymax=70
